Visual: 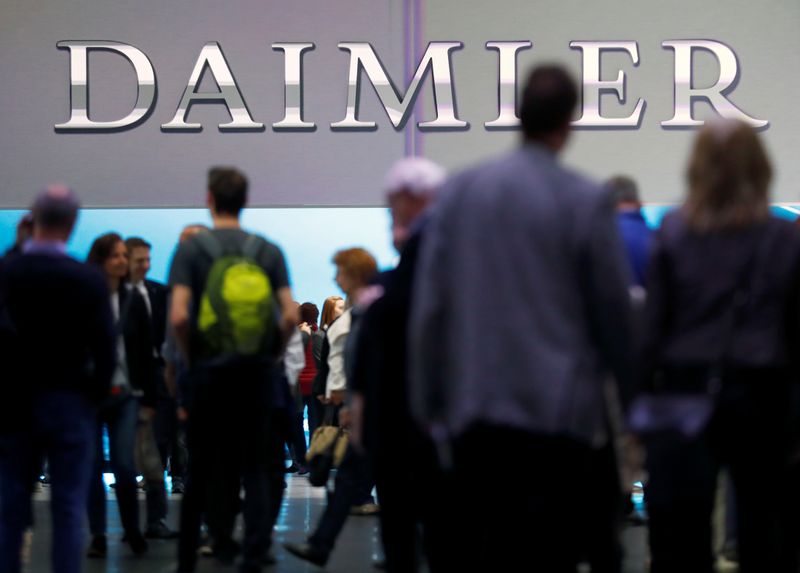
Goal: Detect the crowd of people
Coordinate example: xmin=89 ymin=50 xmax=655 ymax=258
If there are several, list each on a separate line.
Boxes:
xmin=1 ymin=63 xmax=800 ymax=573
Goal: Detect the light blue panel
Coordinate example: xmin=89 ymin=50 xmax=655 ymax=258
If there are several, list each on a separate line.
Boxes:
xmin=642 ymin=204 xmax=799 ymax=228
xmin=0 ymin=208 xmax=397 ymax=310
xmin=2 ymin=203 xmax=797 ymax=309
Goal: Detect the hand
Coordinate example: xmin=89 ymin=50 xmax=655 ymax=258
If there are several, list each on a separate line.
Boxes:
xmin=338 ymin=407 xmax=351 ymax=429
xmin=299 ymin=322 xmax=312 ymax=335
xmin=177 ymin=407 xmax=189 ymax=422
xmin=329 ymin=390 xmax=346 ymax=406
xmin=139 ymin=406 xmax=156 ymax=422
xmin=317 ymin=394 xmax=329 ymax=405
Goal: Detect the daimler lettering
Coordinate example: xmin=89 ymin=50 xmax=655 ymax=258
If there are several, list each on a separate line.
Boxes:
xmin=54 ymin=40 xmax=768 ymax=133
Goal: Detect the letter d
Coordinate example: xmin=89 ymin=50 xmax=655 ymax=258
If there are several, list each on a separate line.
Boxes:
xmin=55 ymin=41 xmax=156 ymax=131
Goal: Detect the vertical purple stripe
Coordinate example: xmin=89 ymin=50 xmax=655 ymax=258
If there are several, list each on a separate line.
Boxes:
xmin=413 ymin=0 xmax=425 ymax=156
xmin=403 ymin=0 xmax=413 ymax=157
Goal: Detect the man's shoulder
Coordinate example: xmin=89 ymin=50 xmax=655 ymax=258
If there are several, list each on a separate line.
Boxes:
xmin=145 ymin=278 xmax=168 ymax=294
xmin=7 ymin=254 xmax=106 ymax=291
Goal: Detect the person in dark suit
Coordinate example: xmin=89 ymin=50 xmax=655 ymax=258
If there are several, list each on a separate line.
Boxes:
xmin=85 ymin=233 xmax=156 ymax=558
xmin=641 ymin=121 xmax=800 ymax=573
xmin=0 ymin=186 xmax=116 ymax=573
xmin=350 ymin=157 xmax=449 ymax=573
xmin=126 ymin=236 xmax=181 ymax=538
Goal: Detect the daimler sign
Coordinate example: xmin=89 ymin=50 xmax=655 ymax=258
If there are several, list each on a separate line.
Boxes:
xmin=54 ymin=40 xmax=767 ymax=133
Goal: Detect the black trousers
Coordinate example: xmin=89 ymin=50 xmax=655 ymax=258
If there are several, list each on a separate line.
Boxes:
xmin=177 ymin=361 xmax=275 ymax=573
xmin=645 ymin=379 xmax=795 ymax=573
xmin=443 ymin=424 xmax=593 ymax=573
xmin=375 ymin=429 xmax=450 ymax=573
xmin=581 ymin=439 xmax=624 ymax=573
xmin=154 ymin=395 xmax=187 ymax=483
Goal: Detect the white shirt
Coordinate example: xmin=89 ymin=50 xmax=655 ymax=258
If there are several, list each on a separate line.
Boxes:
xmin=325 ymin=309 xmax=352 ymax=398
xmin=110 ymin=292 xmax=130 ymax=389
xmin=283 ymin=328 xmax=306 ymax=388
xmin=131 ymin=280 xmax=152 ymax=317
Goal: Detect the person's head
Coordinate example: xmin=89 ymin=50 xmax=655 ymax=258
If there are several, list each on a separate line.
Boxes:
xmin=207 ymin=167 xmax=248 ymax=218
xmin=384 ymin=157 xmax=447 ymax=251
xmin=31 ymin=185 xmax=80 ymax=242
xmin=606 ymin=176 xmax=642 ymax=211
xmin=125 ymin=237 xmax=152 ymax=284
xmin=299 ymin=302 xmax=320 ymax=327
xmin=88 ymin=232 xmax=128 ymax=284
xmin=15 ymin=213 xmax=34 ymax=246
xmin=320 ymin=296 xmax=344 ymax=329
xmin=332 ymin=248 xmax=378 ymax=297
xmin=519 ymin=65 xmax=578 ymax=152
xmin=179 ymin=223 xmax=209 ymax=244
xmin=684 ymin=120 xmax=772 ymax=233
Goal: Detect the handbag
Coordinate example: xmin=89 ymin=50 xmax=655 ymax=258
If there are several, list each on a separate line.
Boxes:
xmin=629 ymin=226 xmax=770 ymax=440
xmin=305 ymin=405 xmax=349 ymax=486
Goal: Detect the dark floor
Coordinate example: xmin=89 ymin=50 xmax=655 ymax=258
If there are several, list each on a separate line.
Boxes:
xmin=24 ymin=475 xmax=655 ymax=573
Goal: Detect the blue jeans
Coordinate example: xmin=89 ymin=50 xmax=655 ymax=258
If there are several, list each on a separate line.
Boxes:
xmin=0 ymin=391 xmax=95 ymax=573
xmin=87 ymin=393 xmax=142 ymax=537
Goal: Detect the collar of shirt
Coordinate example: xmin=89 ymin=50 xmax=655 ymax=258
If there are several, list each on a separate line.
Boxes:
xmin=23 ymin=240 xmax=67 ymax=255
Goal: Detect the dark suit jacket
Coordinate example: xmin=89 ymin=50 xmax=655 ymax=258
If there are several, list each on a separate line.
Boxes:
xmin=144 ymin=279 xmax=168 ymax=360
xmin=354 ymin=231 xmax=424 ymax=458
xmin=643 ymin=211 xmax=800 ymax=377
xmin=1 ymin=251 xmax=116 ymax=430
xmin=119 ymin=285 xmax=158 ymax=408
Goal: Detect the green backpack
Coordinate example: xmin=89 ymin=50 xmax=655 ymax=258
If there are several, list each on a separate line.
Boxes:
xmin=194 ymin=232 xmax=277 ymax=360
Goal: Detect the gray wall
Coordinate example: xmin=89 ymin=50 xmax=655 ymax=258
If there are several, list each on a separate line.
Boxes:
xmin=423 ymin=0 xmax=800 ymax=203
xmin=1 ymin=0 xmax=798 ymax=207
xmin=0 ymin=0 xmax=405 ymax=207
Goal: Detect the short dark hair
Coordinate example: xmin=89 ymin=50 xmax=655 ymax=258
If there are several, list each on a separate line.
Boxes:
xmin=208 ymin=167 xmax=248 ymax=216
xmin=87 ymin=232 xmax=124 ymax=267
xmin=519 ymin=65 xmax=578 ymax=139
xmin=299 ymin=302 xmax=319 ymax=326
xmin=606 ymin=176 xmax=640 ymax=206
xmin=125 ymin=236 xmax=151 ymax=252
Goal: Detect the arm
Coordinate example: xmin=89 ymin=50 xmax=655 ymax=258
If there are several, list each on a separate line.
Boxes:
xmin=325 ymin=313 xmax=351 ymax=405
xmin=88 ymin=279 xmax=117 ymax=400
xmin=283 ymin=327 xmax=305 ymax=388
xmin=580 ymin=192 xmax=636 ymax=408
xmin=640 ymin=225 xmax=672 ymax=392
xmin=276 ymin=286 xmax=299 ymax=347
xmin=311 ymin=331 xmax=324 ymax=365
xmin=170 ymin=285 xmax=192 ymax=365
xmin=409 ymin=193 xmax=452 ymax=429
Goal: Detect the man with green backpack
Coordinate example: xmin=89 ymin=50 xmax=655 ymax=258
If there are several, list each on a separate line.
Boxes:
xmin=168 ymin=167 xmax=298 ymax=573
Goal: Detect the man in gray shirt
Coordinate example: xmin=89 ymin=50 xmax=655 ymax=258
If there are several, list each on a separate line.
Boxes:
xmin=409 ymin=66 xmax=634 ymax=572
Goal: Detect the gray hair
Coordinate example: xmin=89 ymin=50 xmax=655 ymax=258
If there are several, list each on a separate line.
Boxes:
xmin=384 ymin=157 xmax=447 ymax=198
xmin=33 ymin=184 xmax=80 ymax=230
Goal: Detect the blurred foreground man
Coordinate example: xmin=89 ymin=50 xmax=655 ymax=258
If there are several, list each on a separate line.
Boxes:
xmin=0 ymin=187 xmax=116 ymax=573
xmin=409 ymin=66 xmax=634 ymax=572
xmin=350 ymin=158 xmax=449 ymax=573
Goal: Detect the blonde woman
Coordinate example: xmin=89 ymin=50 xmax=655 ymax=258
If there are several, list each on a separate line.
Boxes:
xmin=641 ymin=121 xmax=800 ymax=573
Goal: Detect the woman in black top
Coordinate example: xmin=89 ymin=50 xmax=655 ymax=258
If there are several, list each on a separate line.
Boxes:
xmin=309 ymin=295 xmax=344 ymax=432
xmin=85 ymin=233 xmax=156 ymax=558
xmin=641 ymin=121 xmax=800 ymax=572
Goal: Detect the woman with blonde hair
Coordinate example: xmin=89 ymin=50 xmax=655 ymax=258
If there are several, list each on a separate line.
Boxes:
xmin=640 ymin=121 xmax=800 ymax=572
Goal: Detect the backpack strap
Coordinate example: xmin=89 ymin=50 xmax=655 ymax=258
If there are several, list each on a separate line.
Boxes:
xmin=242 ymin=234 xmax=264 ymax=260
xmin=194 ymin=231 xmax=224 ymax=261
